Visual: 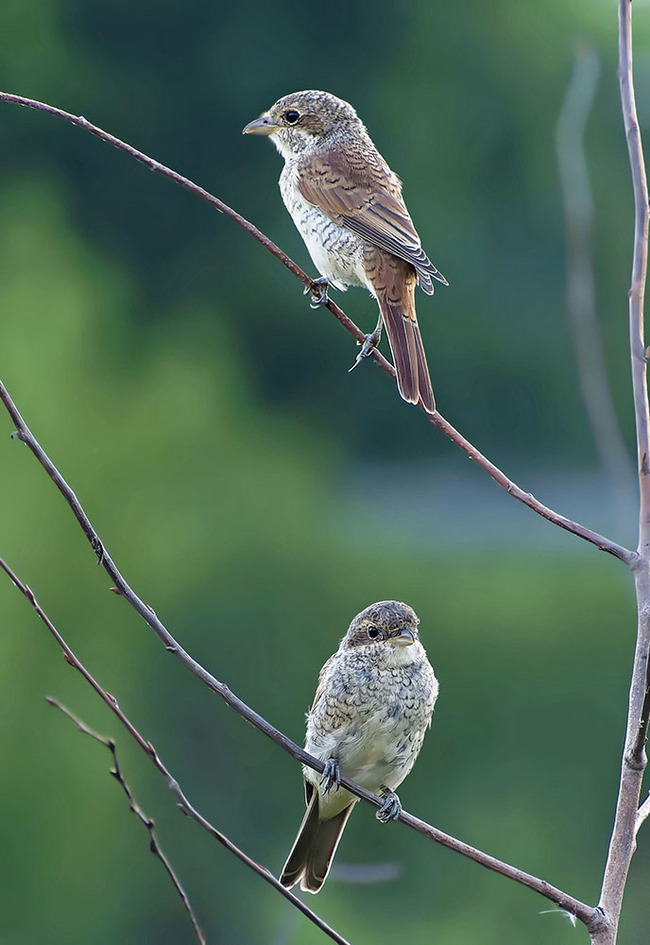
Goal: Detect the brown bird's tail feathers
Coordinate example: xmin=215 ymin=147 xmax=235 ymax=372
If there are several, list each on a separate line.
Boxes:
xmin=377 ymin=295 xmax=436 ymax=415
xmin=280 ymin=790 xmax=355 ymax=893
xmin=365 ymin=249 xmax=436 ymax=414
xmin=380 ymin=297 xmax=436 ymax=413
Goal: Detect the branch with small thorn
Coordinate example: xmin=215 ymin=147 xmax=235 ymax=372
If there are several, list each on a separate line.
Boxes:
xmin=0 ymin=557 xmax=352 ymax=945
xmin=46 ymin=698 xmax=205 ymax=945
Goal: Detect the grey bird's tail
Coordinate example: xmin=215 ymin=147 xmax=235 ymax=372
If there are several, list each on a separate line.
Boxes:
xmin=280 ymin=789 xmax=355 ymax=893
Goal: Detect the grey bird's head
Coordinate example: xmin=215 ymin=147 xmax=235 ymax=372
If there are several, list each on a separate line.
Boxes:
xmin=243 ymin=90 xmax=366 ymax=157
xmin=342 ymin=600 xmax=421 ymax=651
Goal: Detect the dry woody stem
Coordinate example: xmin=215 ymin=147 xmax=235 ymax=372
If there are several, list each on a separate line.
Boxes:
xmin=592 ymin=5 xmax=650 ymax=944
xmin=1 ymin=24 xmax=649 ymax=937
xmin=0 ymin=556 xmax=352 ymax=945
xmin=45 ymin=698 xmax=206 ymax=945
xmin=0 ymin=380 xmax=602 ymax=933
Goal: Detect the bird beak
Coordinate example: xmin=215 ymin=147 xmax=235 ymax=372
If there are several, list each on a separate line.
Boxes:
xmin=242 ymin=115 xmax=279 ymax=136
xmin=389 ymin=627 xmax=415 ymax=647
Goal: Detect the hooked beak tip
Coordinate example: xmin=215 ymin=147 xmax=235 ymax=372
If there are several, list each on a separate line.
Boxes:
xmin=390 ymin=627 xmax=415 ymax=647
xmin=242 ymin=116 xmax=277 ymax=136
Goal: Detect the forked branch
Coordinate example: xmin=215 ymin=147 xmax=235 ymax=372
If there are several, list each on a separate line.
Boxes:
xmin=594 ymin=4 xmax=650 ymax=944
xmin=0 ymin=557 xmax=352 ymax=945
xmin=0 ymin=387 xmax=601 ymax=931
xmin=45 ymin=698 xmax=206 ymax=945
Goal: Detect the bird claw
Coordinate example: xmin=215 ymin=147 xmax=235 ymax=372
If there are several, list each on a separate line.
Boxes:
xmin=320 ymin=758 xmax=341 ymax=794
xmin=376 ymin=789 xmax=402 ymax=823
xmin=348 ymin=328 xmax=381 ymax=373
xmin=305 ymin=277 xmax=331 ymax=309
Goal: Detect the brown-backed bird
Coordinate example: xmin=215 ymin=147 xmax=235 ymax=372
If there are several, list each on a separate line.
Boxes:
xmin=244 ymin=90 xmax=447 ymax=413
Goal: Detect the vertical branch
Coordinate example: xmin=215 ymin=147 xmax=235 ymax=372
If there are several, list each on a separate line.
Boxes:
xmin=597 ymin=4 xmax=650 ymax=943
xmin=620 ymin=3 xmax=650 ymax=511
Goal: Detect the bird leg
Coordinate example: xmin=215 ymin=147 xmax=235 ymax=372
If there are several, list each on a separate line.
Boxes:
xmin=320 ymin=758 xmax=341 ymax=794
xmin=305 ymin=276 xmax=331 ymax=310
xmin=349 ymin=315 xmax=383 ymax=373
xmin=376 ymin=787 xmax=402 ymax=823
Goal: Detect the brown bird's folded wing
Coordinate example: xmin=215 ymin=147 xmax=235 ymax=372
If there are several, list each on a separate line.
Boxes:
xmin=297 ymin=149 xmax=447 ymax=294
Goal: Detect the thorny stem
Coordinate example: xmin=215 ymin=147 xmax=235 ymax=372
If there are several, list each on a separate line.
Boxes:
xmin=46 ymin=698 xmax=206 ymax=945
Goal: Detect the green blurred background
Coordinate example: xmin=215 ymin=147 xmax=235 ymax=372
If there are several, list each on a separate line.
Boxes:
xmin=1 ymin=1 xmax=649 ymax=942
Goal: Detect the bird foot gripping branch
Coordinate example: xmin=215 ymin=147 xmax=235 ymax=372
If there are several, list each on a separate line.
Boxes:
xmin=349 ymin=320 xmax=383 ymax=373
xmin=320 ymin=758 xmax=341 ymax=794
xmin=376 ymin=788 xmax=403 ymax=823
xmin=304 ymin=276 xmax=331 ymax=309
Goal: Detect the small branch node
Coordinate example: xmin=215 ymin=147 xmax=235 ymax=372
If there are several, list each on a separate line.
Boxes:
xmin=623 ymin=749 xmax=646 ymax=771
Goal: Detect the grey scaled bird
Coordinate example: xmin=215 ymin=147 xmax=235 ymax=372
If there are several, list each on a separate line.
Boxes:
xmin=280 ymin=600 xmax=438 ymax=893
xmin=243 ymin=90 xmax=447 ymax=413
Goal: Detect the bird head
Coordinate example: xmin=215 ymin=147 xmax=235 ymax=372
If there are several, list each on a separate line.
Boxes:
xmin=243 ymin=90 xmax=365 ymax=157
xmin=343 ymin=600 xmax=421 ymax=651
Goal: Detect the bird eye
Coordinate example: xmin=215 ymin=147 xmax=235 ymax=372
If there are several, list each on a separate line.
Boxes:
xmin=284 ymin=109 xmax=300 ymax=124
xmin=367 ymin=627 xmax=381 ymax=640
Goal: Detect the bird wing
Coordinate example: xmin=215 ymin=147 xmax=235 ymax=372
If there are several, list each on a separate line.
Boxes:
xmin=297 ymin=148 xmax=447 ymax=294
xmin=309 ymin=653 xmax=339 ymax=717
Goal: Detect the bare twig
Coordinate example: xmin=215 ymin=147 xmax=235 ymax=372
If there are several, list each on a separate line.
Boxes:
xmin=556 ymin=44 xmax=633 ymax=502
xmin=428 ymin=411 xmax=631 ymax=560
xmin=0 ymin=400 xmax=603 ymax=932
xmin=45 ymin=698 xmax=206 ymax=945
xmin=635 ymin=792 xmax=650 ymax=836
xmin=0 ymin=557 xmax=353 ymax=945
xmin=0 ymin=91 xmax=634 ymax=563
xmin=596 ymin=4 xmax=650 ymax=944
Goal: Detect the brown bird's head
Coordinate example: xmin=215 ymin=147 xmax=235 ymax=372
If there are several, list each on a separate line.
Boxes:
xmin=343 ymin=600 xmax=421 ymax=651
xmin=243 ymin=90 xmax=366 ymax=157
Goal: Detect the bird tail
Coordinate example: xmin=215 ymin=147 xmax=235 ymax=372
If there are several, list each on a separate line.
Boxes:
xmin=280 ymin=789 xmax=355 ymax=894
xmin=377 ymin=271 xmax=436 ymax=414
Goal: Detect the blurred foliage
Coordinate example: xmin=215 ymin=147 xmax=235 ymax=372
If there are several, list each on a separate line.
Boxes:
xmin=1 ymin=1 xmax=650 ymax=944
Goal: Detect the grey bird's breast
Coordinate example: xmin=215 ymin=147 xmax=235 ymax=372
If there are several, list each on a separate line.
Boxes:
xmin=279 ymin=162 xmax=369 ymax=292
xmin=304 ymin=642 xmax=438 ymax=815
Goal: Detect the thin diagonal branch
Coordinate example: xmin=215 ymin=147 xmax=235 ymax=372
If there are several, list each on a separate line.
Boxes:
xmin=0 ymin=557 xmax=352 ymax=945
xmin=428 ymin=411 xmax=631 ymax=559
xmin=0 ymin=91 xmax=634 ymax=563
xmin=45 ymin=698 xmax=206 ymax=945
xmin=0 ymin=401 xmax=603 ymax=933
